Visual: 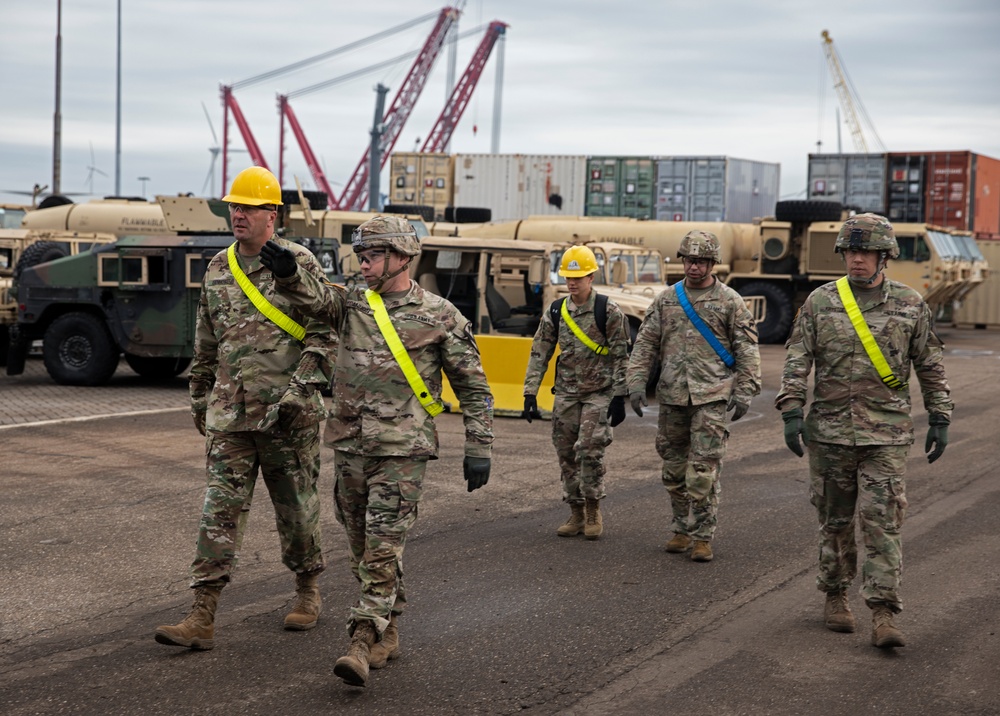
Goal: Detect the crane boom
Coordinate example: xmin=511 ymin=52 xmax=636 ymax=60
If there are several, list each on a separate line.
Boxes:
xmin=337 ymin=6 xmax=461 ymax=210
xmin=277 ymin=96 xmax=339 ymax=205
xmin=220 ymin=85 xmax=270 ymax=196
xmin=821 ymin=29 xmax=884 ymax=154
xmin=421 ymin=21 xmax=507 ymax=153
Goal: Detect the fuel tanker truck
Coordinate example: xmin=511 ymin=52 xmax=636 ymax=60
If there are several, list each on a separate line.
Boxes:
xmin=429 ymin=200 xmax=988 ymax=344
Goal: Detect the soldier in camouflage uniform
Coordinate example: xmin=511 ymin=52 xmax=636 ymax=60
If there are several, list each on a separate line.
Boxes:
xmin=260 ymin=215 xmax=494 ymax=688
xmin=522 ymin=245 xmax=630 ymax=540
xmin=776 ymin=213 xmax=952 ymax=649
xmin=154 ymin=167 xmax=336 ymax=651
xmin=626 ymin=230 xmax=761 ymax=563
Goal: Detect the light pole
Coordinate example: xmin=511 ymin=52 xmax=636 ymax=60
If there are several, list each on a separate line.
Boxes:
xmin=137 ymin=176 xmax=150 ymax=196
xmin=115 ymin=0 xmax=122 ymax=195
xmin=53 ymin=0 xmax=63 ymax=194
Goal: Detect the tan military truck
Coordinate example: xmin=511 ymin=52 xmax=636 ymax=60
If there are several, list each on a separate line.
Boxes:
xmin=431 ymin=201 xmax=987 ymax=343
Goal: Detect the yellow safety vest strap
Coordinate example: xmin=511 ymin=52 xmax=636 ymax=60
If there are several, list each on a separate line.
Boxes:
xmin=835 ymin=276 xmax=907 ymax=390
xmin=560 ymin=299 xmax=609 ymax=356
xmin=365 ymin=289 xmax=444 ymax=417
xmin=227 ymin=244 xmax=306 ymax=341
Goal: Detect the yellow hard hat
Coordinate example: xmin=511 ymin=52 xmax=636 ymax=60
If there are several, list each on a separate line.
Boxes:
xmin=223 ymin=166 xmax=283 ymax=206
xmin=558 ymin=245 xmax=599 ymax=277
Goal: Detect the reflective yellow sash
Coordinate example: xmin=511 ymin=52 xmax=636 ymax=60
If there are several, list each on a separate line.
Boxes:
xmin=365 ymin=289 xmax=444 ymax=416
xmin=228 ymin=243 xmax=306 ymax=341
xmin=560 ymin=298 xmax=609 ymax=355
xmin=836 ymin=276 xmax=907 ymax=390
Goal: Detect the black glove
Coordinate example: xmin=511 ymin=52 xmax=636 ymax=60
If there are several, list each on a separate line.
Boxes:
xmin=259 ymin=240 xmax=298 ymax=279
xmin=608 ymin=395 xmax=626 ymax=427
xmin=629 ymin=391 xmax=647 ymax=417
xmin=521 ymin=395 xmax=542 ymax=423
xmin=463 ymin=456 xmax=491 ymax=492
xmin=728 ymin=394 xmax=750 ymax=421
xmin=782 ymin=407 xmax=805 ymax=457
xmin=925 ymin=413 xmax=950 ymax=464
xmin=192 ymin=408 xmax=206 ymax=436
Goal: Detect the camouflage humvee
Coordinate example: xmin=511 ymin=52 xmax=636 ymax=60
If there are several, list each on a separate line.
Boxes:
xmin=5 ymin=197 xmax=342 ymax=385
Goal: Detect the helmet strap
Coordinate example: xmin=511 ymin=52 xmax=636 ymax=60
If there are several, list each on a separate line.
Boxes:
xmin=843 ymin=251 xmax=887 ymax=286
xmin=371 ymin=249 xmax=412 ymax=293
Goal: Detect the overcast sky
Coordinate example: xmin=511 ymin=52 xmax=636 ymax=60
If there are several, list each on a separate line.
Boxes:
xmin=3 ymin=0 xmax=999 ymax=207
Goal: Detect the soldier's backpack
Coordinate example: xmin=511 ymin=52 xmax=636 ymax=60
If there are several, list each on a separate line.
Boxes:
xmin=549 ymin=293 xmax=609 ymax=342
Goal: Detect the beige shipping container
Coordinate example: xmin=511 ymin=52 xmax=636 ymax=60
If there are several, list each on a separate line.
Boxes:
xmin=388 ymin=152 xmax=455 ymax=220
xmin=952 ymin=239 xmax=1000 ymax=329
xmin=453 ymin=154 xmax=588 ymax=221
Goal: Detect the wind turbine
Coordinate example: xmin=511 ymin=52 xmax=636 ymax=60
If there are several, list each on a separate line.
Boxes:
xmin=84 ymin=142 xmax=108 ymax=195
xmin=202 ymin=101 xmax=245 ymax=196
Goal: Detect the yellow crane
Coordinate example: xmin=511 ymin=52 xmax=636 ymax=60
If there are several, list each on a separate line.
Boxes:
xmin=821 ymin=29 xmax=885 ymax=154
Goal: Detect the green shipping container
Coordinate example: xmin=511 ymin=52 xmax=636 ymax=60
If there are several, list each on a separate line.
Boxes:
xmin=586 ymin=156 xmax=656 ymax=219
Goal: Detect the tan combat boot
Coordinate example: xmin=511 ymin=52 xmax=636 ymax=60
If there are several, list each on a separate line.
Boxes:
xmin=664 ymin=533 xmax=692 ymax=553
xmin=368 ymin=614 xmax=400 ymax=669
xmin=871 ymin=605 xmax=906 ymax=648
xmin=334 ymin=620 xmax=378 ymax=687
xmin=154 ymin=585 xmax=222 ymax=650
xmin=557 ymin=503 xmax=586 ymax=537
xmin=584 ymin=498 xmax=603 ymax=540
xmin=284 ymin=571 xmax=322 ymax=630
xmin=824 ymin=590 xmax=856 ymax=633
xmin=691 ymin=540 xmax=713 ymax=562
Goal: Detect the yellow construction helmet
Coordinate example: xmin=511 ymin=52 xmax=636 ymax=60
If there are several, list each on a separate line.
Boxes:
xmin=223 ymin=166 xmax=283 ymax=206
xmin=558 ymin=245 xmax=598 ymax=277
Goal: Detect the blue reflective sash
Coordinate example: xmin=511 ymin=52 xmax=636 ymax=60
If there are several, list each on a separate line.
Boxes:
xmin=675 ymin=282 xmax=735 ymax=369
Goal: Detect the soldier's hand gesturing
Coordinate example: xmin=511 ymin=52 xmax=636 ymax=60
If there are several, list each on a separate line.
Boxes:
xmin=463 ymin=456 xmax=491 ymax=492
xmin=260 ymin=240 xmax=298 ymax=279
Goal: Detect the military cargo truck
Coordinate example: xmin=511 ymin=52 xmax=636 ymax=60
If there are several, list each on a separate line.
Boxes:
xmin=432 ymin=201 xmax=988 ymax=343
xmin=6 ymin=197 xmax=343 ymax=385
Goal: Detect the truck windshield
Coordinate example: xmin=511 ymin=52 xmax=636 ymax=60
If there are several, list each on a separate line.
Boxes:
xmin=951 ymin=233 xmax=986 ymax=261
xmin=0 ymin=208 xmax=26 ymax=229
xmin=926 ymin=230 xmax=961 ymax=260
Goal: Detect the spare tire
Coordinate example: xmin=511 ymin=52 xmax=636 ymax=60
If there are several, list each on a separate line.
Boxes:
xmin=452 ymin=206 xmax=492 ymax=223
xmin=738 ymin=281 xmax=795 ymax=345
xmin=37 ymin=194 xmax=74 ymax=209
xmin=774 ymin=200 xmax=842 ymax=223
xmin=384 ymin=204 xmax=435 ymax=223
xmin=13 ymin=241 xmax=69 ymax=281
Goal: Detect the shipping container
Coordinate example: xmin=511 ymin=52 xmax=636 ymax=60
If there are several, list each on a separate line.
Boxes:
xmin=656 ymin=156 xmax=780 ymax=223
xmin=886 ymin=153 xmax=926 ymax=224
xmin=586 ymin=156 xmax=656 ymax=219
xmin=971 ymin=153 xmax=1000 ymax=237
xmin=451 ymin=154 xmax=587 ymax=221
xmin=807 ymin=153 xmax=886 ymax=213
xmin=951 ymin=239 xmax=1000 ymax=329
xmin=388 ymin=152 xmax=455 ymax=221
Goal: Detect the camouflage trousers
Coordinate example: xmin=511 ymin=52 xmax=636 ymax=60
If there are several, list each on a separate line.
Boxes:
xmin=808 ymin=442 xmax=909 ymax=612
xmin=189 ymin=426 xmax=325 ymax=588
xmin=551 ymin=390 xmax=614 ymax=503
xmin=334 ymin=450 xmax=427 ymax=636
xmin=655 ymin=400 xmax=729 ymax=540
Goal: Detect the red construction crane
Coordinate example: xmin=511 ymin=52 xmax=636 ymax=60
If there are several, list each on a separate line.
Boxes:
xmin=220 ymin=85 xmax=271 ymax=195
xmin=336 ymin=6 xmax=460 ymax=210
xmin=277 ymin=96 xmax=339 ymax=205
xmin=421 ymin=21 xmax=507 ymax=153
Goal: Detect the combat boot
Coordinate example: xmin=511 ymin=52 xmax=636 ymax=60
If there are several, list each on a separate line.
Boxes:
xmin=871 ymin=605 xmax=906 ymax=648
xmin=284 ymin=571 xmax=322 ymax=630
xmin=334 ymin=620 xmax=378 ymax=687
xmin=368 ymin=614 xmax=400 ymax=669
xmin=584 ymin=498 xmax=603 ymax=540
xmin=823 ymin=590 xmax=856 ymax=633
xmin=691 ymin=540 xmax=713 ymax=562
xmin=664 ymin=533 xmax=692 ymax=553
xmin=557 ymin=503 xmax=586 ymax=537
xmin=154 ymin=585 xmax=222 ymax=650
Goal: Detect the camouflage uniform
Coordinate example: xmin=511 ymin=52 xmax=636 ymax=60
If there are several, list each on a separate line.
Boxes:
xmin=626 ymin=280 xmax=761 ymax=541
xmin=523 ymin=291 xmax=630 ymax=503
xmin=274 ymin=266 xmax=494 ymax=635
xmin=187 ymin=236 xmax=335 ymax=587
xmin=776 ymin=278 xmax=953 ymax=612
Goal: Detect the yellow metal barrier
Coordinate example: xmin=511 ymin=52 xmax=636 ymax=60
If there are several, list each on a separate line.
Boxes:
xmin=441 ymin=334 xmax=558 ymax=418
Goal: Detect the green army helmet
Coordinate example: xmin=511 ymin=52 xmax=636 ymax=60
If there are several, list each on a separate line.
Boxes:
xmin=835 ymin=213 xmax=900 ymax=259
xmin=677 ymin=230 xmax=721 ymax=263
xmin=352 ymin=215 xmax=420 ymax=257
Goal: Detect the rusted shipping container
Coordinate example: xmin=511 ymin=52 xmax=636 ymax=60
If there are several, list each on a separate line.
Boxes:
xmin=808 ymin=153 xmax=886 ymax=213
xmin=452 ymin=154 xmax=587 ymax=221
xmin=655 ymin=156 xmax=779 ymax=223
xmin=388 ymin=152 xmax=455 ymax=221
xmin=952 ymin=239 xmax=1000 ymax=329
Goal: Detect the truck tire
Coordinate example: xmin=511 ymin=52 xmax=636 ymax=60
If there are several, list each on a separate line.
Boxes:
xmin=738 ymin=281 xmax=795 ymax=345
xmin=43 ymin=312 xmax=120 ymax=385
xmin=13 ymin=241 xmax=69 ymax=281
xmin=124 ymin=354 xmax=192 ymax=380
xmin=5 ymin=324 xmax=28 ymax=375
xmin=384 ymin=204 xmax=435 ymax=223
xmin=447 ymin=206 xmax=492 ymax=223
xmin=0 ymin=325 xmax=9 ymax=367
xmin=774 ymin=200 xmax=842 ymax=223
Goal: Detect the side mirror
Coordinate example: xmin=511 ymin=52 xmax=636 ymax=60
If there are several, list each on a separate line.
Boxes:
xmin=610 ymin=260 xmax=628 ymax=284
xmin=528 ymin=255 xmax=546 ymax=285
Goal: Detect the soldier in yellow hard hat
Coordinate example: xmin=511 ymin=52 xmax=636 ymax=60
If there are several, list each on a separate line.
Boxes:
xmin=155 ymin=167 xmax=337 ymax=649
xmin=522 ymin=244 xmax=631 ymax=540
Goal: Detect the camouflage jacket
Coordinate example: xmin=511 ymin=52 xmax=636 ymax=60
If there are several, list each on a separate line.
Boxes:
xmin=775 ymin=278 xmax=953 ymax=446
xmin=274 ymin=270 xmax=494 ymax=459
xmin=523 ymin=292 xmax=630 ymax=398
xmin=189 ymin=237 xmax=335 ymax=433
xmin=626 ymin=278 xmax=761 ymax=406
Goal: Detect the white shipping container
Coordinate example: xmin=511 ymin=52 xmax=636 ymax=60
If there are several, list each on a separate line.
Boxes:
xmin=453 ymin=154 xmax=587 ymax=221
xmin=655 ymin=156 xmax=779 ymax=223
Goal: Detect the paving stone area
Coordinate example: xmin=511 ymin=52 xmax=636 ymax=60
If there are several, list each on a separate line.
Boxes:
xmin=0 ymin=357 xmax=189 ymax=427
